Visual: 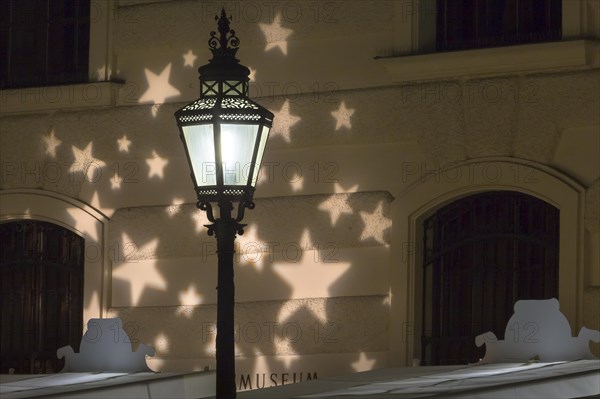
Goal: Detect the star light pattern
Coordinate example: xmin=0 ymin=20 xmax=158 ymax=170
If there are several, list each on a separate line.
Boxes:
xmin=112 ymin=233 xmax=163 ymax=305
xmin=271 ymin=100 xmax=301 ymax=143
xmin=248 ymin=66 xmax=257 ymax=82
xmin=117 ymin=135 xmax=132 ymax=153
xmin=318 ymin=194 xmax=353 ymax=225
xmin=331 ymin=101 xmax=355 ymax=130
xmin=273 ymin=229 xmax=351 ymax=300
xmin=43 ymin=129 xmax=61 ymax=158
xmin=178 ymin=283 xmax=203 ymax=306
xmin=111 ymin=172 xmax=123 ymax=190
xmin=359 ymin=201 xmax=392 ymax=244
xmin=191 ymin=209 xmax=209 ymax=233
xmin=258 ymin=13 xmax=293 ymax=55
xmin=96 ymin=65 xmax=113 ymax=81
xmin=139 ymin=63 xmax=181 ymax=116
xmin=69 ymin=142 xmax=106 ymax=182
xmin=166 ymin=197 xmax=185 ymax=217
xmin=182 ymin=50 xmax=197 ymax=67
xmin=351 ymin=352 xmax=377 ymax=371
xmin=146 ymin=150 xmax=169 ymax=179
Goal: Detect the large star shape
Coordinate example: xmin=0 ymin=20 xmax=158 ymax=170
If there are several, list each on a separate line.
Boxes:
xmin=331 ymin=101 xmax=355 ymax=130
xmin=258 ymin=13 xmax=293 ymax=55
xmin=359 ymin=201 xmax=392 ymax=244
xmin=117 ymin=135 xmax=132 ymax=152
xmin=318 ymin=194 xmax=354 ymax=225
xmin=182 ymin=50 xmax=197 ymax=67
xmin=42 ymin=129 xmax=61 ymax=158
xmin=273 ymin=229 xmax=351 ymax=300
xmin=139 ymin=63 xmax=181 ymax=105
xmin=146 ymin=150 xmax=169 ymax=179
xmin=69 ymin=142 xmax=106 ymax=182
xmin=112 ymin=257 xmax=166 ymax=307
xmin=271 ymin=100 xmax=301 ymax=143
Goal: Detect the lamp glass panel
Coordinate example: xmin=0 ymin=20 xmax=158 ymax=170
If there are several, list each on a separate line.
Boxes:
xmin=251 ymin=127 xmax=270 ymax=187
xmin=219 ymin=123 xmax=259 ymax=186
xmin=182 ymin=124 xmax=217 ymax=186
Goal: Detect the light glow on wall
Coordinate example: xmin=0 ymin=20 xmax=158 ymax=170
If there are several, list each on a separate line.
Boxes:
xmin=43 ymin=129 xmax=61 ymax=158
xmin=259 ymin=13 xmax=294 ymax=55
xmin=331 ymin=101 xmax=355 ymax=130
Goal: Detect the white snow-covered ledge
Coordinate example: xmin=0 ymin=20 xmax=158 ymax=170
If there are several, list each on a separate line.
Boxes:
xmin=376 ymin=39 xmax=600 ymax=83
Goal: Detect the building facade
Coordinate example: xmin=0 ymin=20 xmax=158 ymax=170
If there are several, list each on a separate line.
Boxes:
xmin=1 ymin=0 xmax=599 ymax=390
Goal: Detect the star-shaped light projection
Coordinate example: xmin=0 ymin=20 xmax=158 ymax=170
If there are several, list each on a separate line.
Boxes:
xmin=178 ymin=283 xmax=203 ymax=306
xmin=139 ymin=63 xmax=181 ymax=116
xmin=290 ymin=175 xmax=304 ymax=192
xmin=191 ymin=209 xmax=209 ymax=233
xmin=111 ymin=233 xmax=163 ymax=306
xmin=111 ymin=172 xmax=123 ymax=190
xmin=166 ymin=197 xmax=185 ymax=217
xmin=182 ymin=50 xmax=197 ymax=67
xmin=334 ymin=182 xmax=359 ymax=194
xmin=258 ymin=13 xmax=293 ymax=55
xmin=359 ymin=201 xmax=392 ymax=244
xmin=273 ymin=229 xmax=351 ymax=300
xmin=69 ymin=142 xmax=106 ymax=182
xmin=117 ymin=135 xmax=132 ymax=153
xmin=42 ymin=129 xmax=61 ymax=158
xmin=146 ymin=150 xmax=169 ymax=179
xmin=351 ymin=352 xmax=377 ymax=372
xmin=318 ymin=194 xmax=353 ymax=225
xmin=271 ymin=100 xmax=301 ymax=143
xmin=248 ymin=66 xmax=257 ymax=82
xmin=154 ymin=332 xmax=170 ymax=353
xmin=96 ymin=65 xmax=112 ymax=81
xmin=331 ymin=101 xmax=355 ymax=130
xmin=237 ymin=224 xmax=265 ymax=270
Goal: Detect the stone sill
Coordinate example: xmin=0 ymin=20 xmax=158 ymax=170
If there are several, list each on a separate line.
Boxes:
xmin=376 ymin=39 xmax=600 ymax=83
xmin=0 ymin=81 xmax=124 ymax=115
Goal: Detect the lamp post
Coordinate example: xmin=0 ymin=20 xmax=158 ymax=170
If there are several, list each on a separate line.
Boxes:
xmin=174 ymin=9 xmax=274 ymax=399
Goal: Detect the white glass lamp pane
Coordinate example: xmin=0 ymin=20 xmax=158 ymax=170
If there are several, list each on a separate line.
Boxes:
xmin=182 ymin=124 xmax=216 ymax=186
xmin=220 ymin=123 xmax=259 ymax=186
xmin=251 ymin=127 xmax=270 ymax=187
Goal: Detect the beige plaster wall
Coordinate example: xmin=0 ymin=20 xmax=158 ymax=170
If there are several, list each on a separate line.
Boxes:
xmin=0 ymin=0 xmax=599 ymax=375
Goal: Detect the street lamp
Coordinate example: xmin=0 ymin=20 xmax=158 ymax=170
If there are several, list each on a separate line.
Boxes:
xmin=174 ymin=9 xmax=274 ymax=399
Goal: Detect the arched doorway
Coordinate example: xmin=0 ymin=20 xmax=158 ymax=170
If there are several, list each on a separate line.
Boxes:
xmin=420 ymin=191 xmax=559 ymax=365
xmin=0 ymin=220 xmax=85 ymax=373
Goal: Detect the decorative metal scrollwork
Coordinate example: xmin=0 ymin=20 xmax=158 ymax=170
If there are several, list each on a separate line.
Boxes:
xmin=208 ymin=9 xmax=240 ymax=54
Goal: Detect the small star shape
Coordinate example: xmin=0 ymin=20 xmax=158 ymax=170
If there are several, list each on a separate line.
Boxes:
xmin=43 ymin=129 xmax=61 ymax=158
xmin=69 ymin=142 xmax=106 ymax=182
xmin=359 ymin=202 xmax=392 ymax=244
xmin=331 ymin=101 xmax=355 ymax=130
xmin=111 ymin=172 xmax=123 ymax=190
xmin=146 ymin=150 xmax=169 ymax=179
xmin=182 ymin=50 xmax=197 ymax=67
xmin=139 ymin=63 xmax=181 ymax=106
xmin=351 ymin=352 xmax=377 ymax=372
xmin=318 ymin=194 xmax=354 ymax=225
xmin=272 ymin=100 xmax=301 ymax=143
xmin=258 ymin=13 xmax=293 ymax=55
xmin=117 ymin=135 xmax=132 ymax=153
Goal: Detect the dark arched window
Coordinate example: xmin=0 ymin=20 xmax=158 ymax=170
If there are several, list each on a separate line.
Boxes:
xmin=0 ymin=220 xmax=84 ymax=373
xmin=421 ymin=191 xmax=559 ymax=365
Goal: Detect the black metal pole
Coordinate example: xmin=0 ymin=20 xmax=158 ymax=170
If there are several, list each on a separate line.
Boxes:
xmin=214 ymin=200 xmax=237 ymax=399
